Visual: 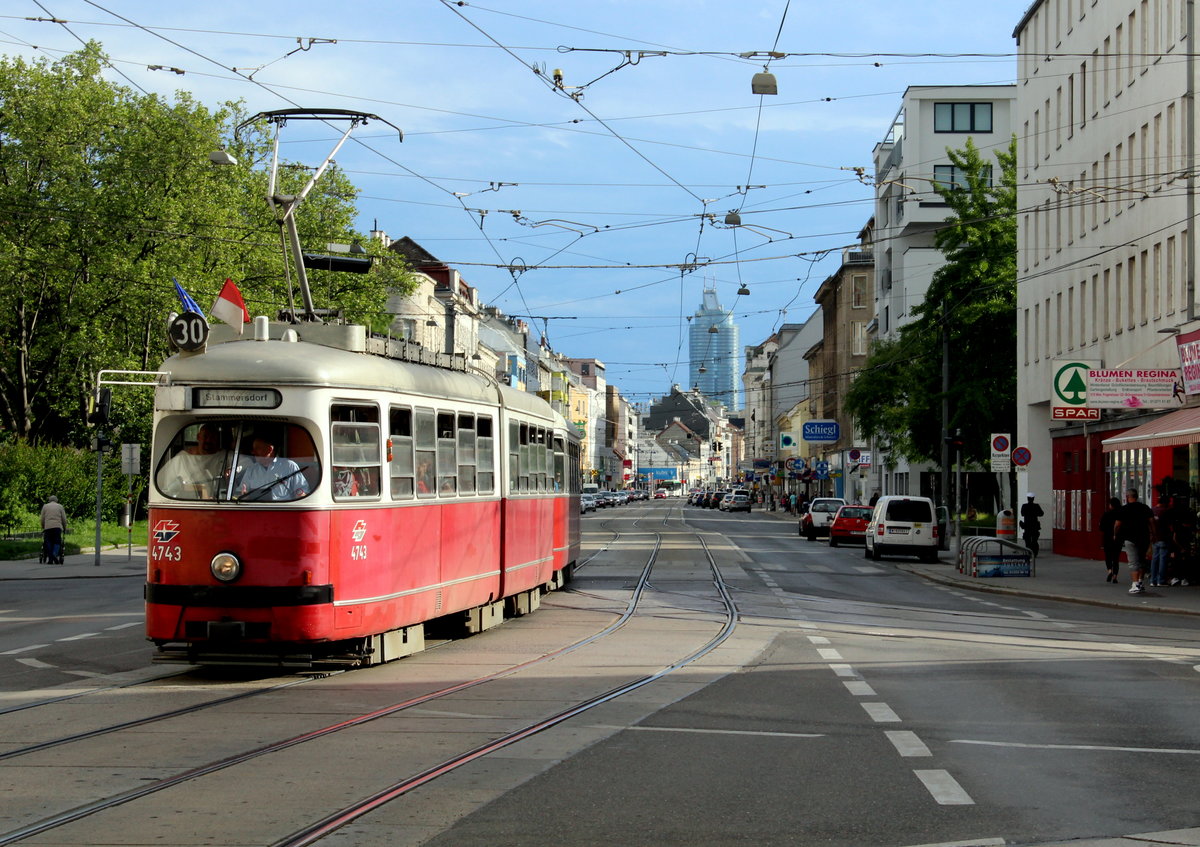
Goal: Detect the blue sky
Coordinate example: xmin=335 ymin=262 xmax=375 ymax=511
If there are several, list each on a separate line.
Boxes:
xmin=1 ymin=1 xmax=1034 ymax=406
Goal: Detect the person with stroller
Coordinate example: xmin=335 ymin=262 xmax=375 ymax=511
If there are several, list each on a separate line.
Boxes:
xmin=39 ymin=495 xmax=67 ymax=564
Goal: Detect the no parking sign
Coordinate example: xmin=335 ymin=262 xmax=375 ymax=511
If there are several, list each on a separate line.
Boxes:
xmin=990 ymin=433 xmax=1011 ymax=472
xmin=1011 ymin=446 xmax=1032 ymax=467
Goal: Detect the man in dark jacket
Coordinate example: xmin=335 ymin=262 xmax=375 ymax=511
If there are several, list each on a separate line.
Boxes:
xmin=1020 ymin=492 xmax=1044 ymax=557
xmin=1114 ymin=488 xmax=1156 ymax=594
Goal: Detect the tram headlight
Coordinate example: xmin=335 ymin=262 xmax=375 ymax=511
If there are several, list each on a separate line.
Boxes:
xmin=210 ymin=552 xmax=242 ymax=583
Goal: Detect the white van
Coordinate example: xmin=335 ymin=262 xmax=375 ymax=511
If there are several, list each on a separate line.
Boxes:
xmin=864 ymin=496 xmax=940 ymax=563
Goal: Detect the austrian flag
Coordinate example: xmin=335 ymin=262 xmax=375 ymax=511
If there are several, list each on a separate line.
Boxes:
xmin=210 ymin=278 xmax=250 ymax=332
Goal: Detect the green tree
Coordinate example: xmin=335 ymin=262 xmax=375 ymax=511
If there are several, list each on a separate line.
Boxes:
xmin=845 ymin=136 xmax=1017 ymax=468
xmin=0 ymin=44 xmax=415 ymax=447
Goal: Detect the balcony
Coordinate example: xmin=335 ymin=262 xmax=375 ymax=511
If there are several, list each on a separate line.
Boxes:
xmin=843 ymin=246 xmax=873 ymax=265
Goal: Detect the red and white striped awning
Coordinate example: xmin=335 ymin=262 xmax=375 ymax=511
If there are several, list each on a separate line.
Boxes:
xmin=1101 ymin=406 xmax=1200 ymax=452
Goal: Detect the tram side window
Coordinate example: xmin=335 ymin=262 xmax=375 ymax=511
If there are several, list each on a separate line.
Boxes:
xmin=538 ymin=427 xmax=550 ymax=492
xmin=388 ymin=406 xmax=415 ymax=499
xmin=330 ymin=405 xmax=380 ymax=500
xmin=519 ymin=422 xmax=531 ymax=492
xmin=509 ymin=420 xmax=520 ymax=493
xmin=477 ymin=416 xmax=494 ymax=494
xmin=457 ymin=413 xmax=476 ymax=494
xmin=437 ymin=411 xmax=457 ymax=495
xmin=553 ymin=436 xmax=566 ymax=492
xmin=415 ymin=408 xmax=436 ymax=497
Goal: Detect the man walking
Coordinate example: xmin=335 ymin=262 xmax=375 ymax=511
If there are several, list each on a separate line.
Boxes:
xmin=1020 ymin=492 xmax=1044 ymax=557
xmin=39 ymin=495 xmax=68 ymax=564
xmin=1114 ymin=488 xmax=1155 ymax=594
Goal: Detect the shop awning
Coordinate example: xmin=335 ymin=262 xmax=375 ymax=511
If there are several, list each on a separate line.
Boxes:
xmin=1101 ymin=406 xmax=1200 ymax=452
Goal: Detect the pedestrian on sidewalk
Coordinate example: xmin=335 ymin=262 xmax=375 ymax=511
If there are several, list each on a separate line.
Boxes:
xmin=1115 ymin=488 xmax=1155 ymax=594
xmin=1099 ymin=496 xmax=1122 ymax=583
xmin=1150 ymin=496 xmax=1175 ymax=587
xmin=1020 ymin=492 xmax=1044 ymax=557
xmin=39 ymin=495 xmax=67 ymax=565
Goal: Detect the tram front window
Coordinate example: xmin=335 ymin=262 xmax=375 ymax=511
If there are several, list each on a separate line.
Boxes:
xmin=155 ymin=420 xmax=318 ymax=503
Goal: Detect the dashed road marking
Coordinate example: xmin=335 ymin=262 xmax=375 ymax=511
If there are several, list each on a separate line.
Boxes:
xmin=1 ymin=644 xmax=50 ymax=655
xmin=817 ymin=647 xmax=843 ymax=661
xmin=885 ymin=730 xmax=932 ymax=757
xmin=862 ymin=702 xmax=901 ymax=723
xmin=914 ymin=769 xmax=974 ymax=805
xmin=105 ymin=622 xmax=141 ymax=631
xmin=952 ymin=739 xmax=1200 ymax=755
xmin=16 ymin=657 xmax=54 ymax=669
xmin=829 ymin=664 xmax=858 ymax=678
xmin=618 ymin=726 xmax=825 ymax=739
xmin=843 ymin=680 xmax=876 ymax=696
xmin=806 ymin=635 xmax=831 ymax=645
xmin=56 ymin=632 xmax=101 ymax=642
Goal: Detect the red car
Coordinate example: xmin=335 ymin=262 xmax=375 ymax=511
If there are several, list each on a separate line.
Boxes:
xmin=828 ymin=505 xmax=873 ymax=547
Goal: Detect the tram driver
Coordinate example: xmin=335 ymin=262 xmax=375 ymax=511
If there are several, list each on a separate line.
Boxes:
xmin=158 ymin=423 xmax=231 ymax=499
xmin=237 ymin=434 xmax=309 ymax=501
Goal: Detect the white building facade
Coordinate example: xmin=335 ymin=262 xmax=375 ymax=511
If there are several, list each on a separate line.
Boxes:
xmin=871 ymin=84 xmax=1017 ymax=500
xmin=1013 ymin=0 xmax=1197 ymax=557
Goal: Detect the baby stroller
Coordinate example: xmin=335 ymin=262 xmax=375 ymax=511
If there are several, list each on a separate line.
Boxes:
xmin=39 ymin=530 xmax=63 ymax=565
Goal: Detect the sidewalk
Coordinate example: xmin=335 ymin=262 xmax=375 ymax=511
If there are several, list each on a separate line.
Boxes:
xmin=759 ymin=505 xmax=1200 ymax=617
xmin=0 ymin=545 xmax=146 ymax=580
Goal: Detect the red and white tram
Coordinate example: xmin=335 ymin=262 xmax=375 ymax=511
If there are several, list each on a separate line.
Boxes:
xmin=145 ymin=322 xmax=581 ymax=667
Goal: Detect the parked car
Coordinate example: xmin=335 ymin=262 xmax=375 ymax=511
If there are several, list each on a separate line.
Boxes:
xmin=709 ymin=490 xmax=730 ymax=509
xmin=723 ymin=491 xmax=753 ymax=512
xmin=799 ymin=497 xmax=847 ymax=540
xmin=580 ymin=493 xmax=598 ymax=513
xmin=864 ymin=495 xmax=940 ymax=562
xmin=828 ymin=504 xmax=872 ymax=546
xmin=653 ymin=489 xmax=668 ymax=499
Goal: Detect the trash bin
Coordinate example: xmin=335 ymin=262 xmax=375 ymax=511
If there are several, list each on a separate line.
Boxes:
xmin=996 ymin=508 xmax=1016 ymax=540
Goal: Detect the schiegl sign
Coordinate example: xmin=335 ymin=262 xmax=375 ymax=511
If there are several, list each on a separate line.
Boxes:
xmin=802 ymin=419 xmax=840 ymax=443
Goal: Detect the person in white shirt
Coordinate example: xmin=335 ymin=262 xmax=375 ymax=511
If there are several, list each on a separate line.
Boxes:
xmin=158 ymin=424 xmax=230 ymax=499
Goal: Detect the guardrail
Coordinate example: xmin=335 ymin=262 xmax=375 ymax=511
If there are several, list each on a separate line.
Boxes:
xmin=957 ymin=536 xmax=1035 ymax=578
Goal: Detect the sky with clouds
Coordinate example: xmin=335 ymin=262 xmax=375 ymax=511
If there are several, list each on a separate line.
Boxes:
xmin=1 ymin=0 xmax=1036 ymax=405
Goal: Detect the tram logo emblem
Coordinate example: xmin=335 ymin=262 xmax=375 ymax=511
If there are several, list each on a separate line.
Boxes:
xmin=152 ymin=520 xmax=181 ymax=543
xmin=351 ymin=520 xmax=367 ymax=542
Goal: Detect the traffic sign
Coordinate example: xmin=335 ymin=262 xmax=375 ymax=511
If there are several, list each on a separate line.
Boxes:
xmin=991 ymin=433 xmax=1011 ymax=472
xmin=168 ymin=311 xmax=209 ymax=352
xmin=1011 ymin=446 xmax=1032 ymax=467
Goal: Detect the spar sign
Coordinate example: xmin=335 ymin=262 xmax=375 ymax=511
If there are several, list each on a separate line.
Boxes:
xmin=1051 ymin=359 xmax=1101 ymax=420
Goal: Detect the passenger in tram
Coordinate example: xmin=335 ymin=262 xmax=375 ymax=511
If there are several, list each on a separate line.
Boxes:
xmin=237 ymin=435 xmax=309 ymax=501
xmin=416 ymin=458 xmax=434 ymax=494
xmin=159 ymin=423 xmax=230 ymax=499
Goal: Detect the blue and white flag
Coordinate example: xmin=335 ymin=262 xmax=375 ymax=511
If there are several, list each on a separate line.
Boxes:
xmin=173 ymin=278 xmax=203 ymax=315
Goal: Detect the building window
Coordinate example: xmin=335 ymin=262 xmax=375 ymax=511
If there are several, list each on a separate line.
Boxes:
xmin=851 ymin=274 xmax=868 ymax=308
xmin=933 ymin=164 xmax=992 ymax=191
xmin=934 ymin=102 xmax=993 ymax=133
xmin=851 ymin=321 xmax=868 ymax=356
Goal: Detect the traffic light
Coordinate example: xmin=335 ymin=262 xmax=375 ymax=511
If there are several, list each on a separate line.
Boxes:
xmin=88 ymin=387 xmax=111 ymax=425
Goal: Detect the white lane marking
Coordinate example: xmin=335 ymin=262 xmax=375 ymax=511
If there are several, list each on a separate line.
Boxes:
xmin=603 ymin=725 xmax=824 ymax=739
xmin=843 ymin=680 xmax=876 ymax=696
xmin=64 ymin=670 xmax=104 ymax=678
xmin=1021 ymin=610 xmax=1049 ymax=619
xmin=952 ymin=739 xmax=1200 ymax=755
xmin=105 ymin=622 xmax=142 ymax=631
xmin=16 ymin=658 xmax=54 ymax=669
xmin=854 ymin=566 xmax=882 ymax=573
xmin=886 ymin=730 xmax=932 ymax=757
xmin=807 ymin=635 xmax=831 ymax=645
xmin=914 ymin=769 xmax=975 ymax=805
xmin=862 ymin=702 xmax=901 ymax=723
xmin=1 ymin=644 xmax=50 ymax=655
xmin=817 ymin=648 xmax=843 ymax=661
xmin=829 ymin=664 xmax=859 ymax=678
xmin=56 ymin=632 xmax=101 ymax=642
xmin=899 ymin=838 xmax=1004 ymax=847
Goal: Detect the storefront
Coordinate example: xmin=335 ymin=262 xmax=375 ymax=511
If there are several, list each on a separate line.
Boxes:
xmin=1101 ymin=407 xmax=1200 ymax=508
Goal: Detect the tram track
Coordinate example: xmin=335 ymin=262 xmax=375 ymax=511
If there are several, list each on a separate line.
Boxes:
xmin=0 ymin=510 xmax=739 ymax=847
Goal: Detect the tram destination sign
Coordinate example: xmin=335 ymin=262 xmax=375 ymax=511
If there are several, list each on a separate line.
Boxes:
xmin=193 ymin=387 xmax=282 ymax=409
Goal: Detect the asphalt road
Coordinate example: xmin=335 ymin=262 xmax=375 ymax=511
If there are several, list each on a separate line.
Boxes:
xmin=2 ymin=502 xmax=1199 ymax=847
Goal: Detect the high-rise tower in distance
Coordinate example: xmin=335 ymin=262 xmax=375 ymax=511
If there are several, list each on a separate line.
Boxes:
xmin=688 ymin=287 xmax=739 ymax=411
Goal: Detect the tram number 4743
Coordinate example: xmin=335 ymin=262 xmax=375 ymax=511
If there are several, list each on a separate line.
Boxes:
xmin=350 ymin=545 xmax=368 ymax=560
xmin=152 ymin=545 xmax=182 ymax=562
